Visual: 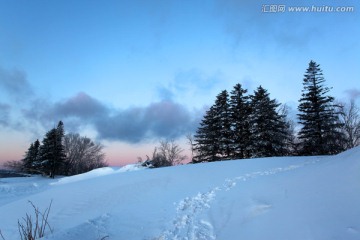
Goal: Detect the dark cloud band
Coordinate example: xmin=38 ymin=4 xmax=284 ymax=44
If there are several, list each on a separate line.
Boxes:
xmin=94 ymin=100 xmax=196 ymax=143
xmin=22 ymin=92 xmax=198 ymax=143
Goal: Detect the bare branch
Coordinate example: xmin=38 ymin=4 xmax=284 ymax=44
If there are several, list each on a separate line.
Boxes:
xmin=338 ymin=100 xmax=360 ymax=149
xmin=64 ymin=133 xmax=107 ymax=175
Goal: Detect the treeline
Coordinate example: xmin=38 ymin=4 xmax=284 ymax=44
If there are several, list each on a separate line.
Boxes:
xmin=192 ymin=85 xmax=292 ymax=162
xmin=191 ymin=60 xmax=358 ymax=163
xmin=7 ymin=121 xmax=107 ymax=178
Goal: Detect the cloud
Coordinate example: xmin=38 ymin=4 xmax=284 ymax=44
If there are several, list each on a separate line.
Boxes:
xmin=173 ymin=69 xmax=222 ymax=91
xmin=345 ymin=88 xmax=360 ymax=100
xmin=0 ymin=103 xmax=11 ymax=127
xmin=0 ymin=66 xmax=35 ymax=130
xmin=22 ymin=92 xmax=110 ymax=133
xmin=95 ymin=100 xmax=198 ymax=143
xmin=214 ymin=0 xmax=319 ymax=50
xmin=1 ymin=66 xmax=200 ymax=143
xmin=157 ymin=86 xmax=175 ymax=100
xmin=157 ymin=68 xmax=223 ymax=102
xmin=0 ymin=66 xmax=33 ymax=102
xmin=21 ymin=92 xmax=199 ymax=143
xmin=53 ymin=92 xmax=108 ymax=119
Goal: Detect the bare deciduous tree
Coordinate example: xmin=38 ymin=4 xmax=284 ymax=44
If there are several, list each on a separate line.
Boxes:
xmin=63 ymin=133 xmax=107 ymax=175
xmin=278 ymin=104 xmax=299 ymax=155
xmin=141 ymin=140 xmax=187 ymax=168
xmin=3 ymin=160 xmax=24 ymax=172
xmin=338 ymin=100 xmax=360 ymax=149
xmin=146 ymin=147 xmax=172 ymax=168
xmin=158 ymin=140 xmax=187 ymax=166
xmin=186 ymin=133 xmax=195 ymax=162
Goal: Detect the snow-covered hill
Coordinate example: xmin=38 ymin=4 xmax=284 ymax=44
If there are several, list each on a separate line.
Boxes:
xmin=1 ymin=147 xmax=359 ymax=240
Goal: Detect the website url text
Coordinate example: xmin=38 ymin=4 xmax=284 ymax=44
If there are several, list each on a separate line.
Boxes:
xmin=262 ymin=5 xmax=355 ymax=13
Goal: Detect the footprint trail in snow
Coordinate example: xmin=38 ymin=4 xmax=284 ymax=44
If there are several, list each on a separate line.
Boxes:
xmin=156 ymin=158 xmax=320 ymax=240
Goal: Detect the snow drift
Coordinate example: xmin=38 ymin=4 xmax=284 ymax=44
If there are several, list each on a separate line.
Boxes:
xmin=0 ymin=147 xmax=359 ymax=240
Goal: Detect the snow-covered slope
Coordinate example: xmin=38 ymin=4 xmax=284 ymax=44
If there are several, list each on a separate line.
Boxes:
xmin=0 ymin=147 xmax=359 ymax=240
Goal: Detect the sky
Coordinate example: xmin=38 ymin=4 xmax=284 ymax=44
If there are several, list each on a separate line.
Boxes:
xmin=0 ymin=0 xmax=359 ymax=166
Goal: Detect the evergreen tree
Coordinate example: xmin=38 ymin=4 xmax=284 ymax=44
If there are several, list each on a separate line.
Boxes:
xmin=297 ymin=61 xmax=345 ymax=155
xmin=22 ymin=139 xmax=41 ymax=173
xmin=39 ymin=128 xmax=56 ymax=177
xmin=193 ymin=91 xmax=232 ymax=162
xmin=193 ymin=106 xmax=220 ymax=163
xmin=56 ymin=121 xmax=66 ymax=164
xmin=213 ymin=90 xmax=232 ymax=159
xmin=23 ymin=142 xmax=34 ymax=172
xmin=249 ymin=86 xmax=288 ymax=157
xmin=38 ymin=121 xmax=66 ymax=178
xmin=229 ymin=83 xmax=251 ymax=159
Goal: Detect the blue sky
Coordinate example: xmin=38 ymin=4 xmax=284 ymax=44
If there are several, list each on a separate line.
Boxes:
xmin=0 ymin=0 xmax=359 ymax=166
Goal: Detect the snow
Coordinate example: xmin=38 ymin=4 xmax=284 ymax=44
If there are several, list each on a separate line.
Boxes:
xmin=0 ymin=147 xmax=359 ymax=240
xmin=51 ymin=164 xmax=145 ymax=186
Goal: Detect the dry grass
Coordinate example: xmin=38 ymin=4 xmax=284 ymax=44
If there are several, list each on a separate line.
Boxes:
xmin=17 ymin=200 xmax=53 ymax=240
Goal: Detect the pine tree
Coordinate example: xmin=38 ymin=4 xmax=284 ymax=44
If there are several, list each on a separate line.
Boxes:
xmin=39 ymin=128 xmax=56 ymax=177
xmin=193 ymin=106 xmax=220 ymax=162
xmin=249 ymin=86 xmax=288 ymax=157
xmin=38 ymin=121 xmax=66 ymax=178
xmin=297 ymin=61 xmax=345 ymax=155
xmin=33 ymin=139 xmax=41 ymax=162
xmin=229 ymin=83 xmax=251 ymax=159
xmin=193 ymin=91 xmax=232 ymax=162
xmin=23 ymin=142 xmax=34 ymax=172
xmin=213 ymin=90 xmax=232 ymax=159
xmin=56 ymin=121 xmax=66 ymax=161
xmin=22 ymin=139 xmax=41 ymax=173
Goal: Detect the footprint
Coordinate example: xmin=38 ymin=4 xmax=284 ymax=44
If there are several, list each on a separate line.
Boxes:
xmin=241 ymin=200 xmax=272 ymax=224
xmin=195 ymin=220 xmax=216 ymax=240
xmin=223 ymin=179 xmax=237 ymax=191
xmin=249 ymin=203 xmax=272 ymax=218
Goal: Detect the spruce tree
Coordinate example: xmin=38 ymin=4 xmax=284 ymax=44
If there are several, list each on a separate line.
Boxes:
xmin=55 ymin=121 xmax=66 ymax=174
xmin=213 ymin=90 xmax=232 ymax=159
xmin=22 ymin=139 xmax=41 ymax=173
xmin=249 ymin=86 xmax=288 ymax=157
xmin=38 ymin=121 xmax=66 ymax=178
xmin=193 ymin=90 xmax=232 ymax=162
xmin=193 ymin=106 xmax=220 ymax=162
xmin=297 ymin=61 xmax=345 ymax=155
xmin=23 ymin=142 xmax=34 ymax=172
xmin=33 ymin=139 xmax=41 ymax=163
xmin=229 ymin=83 xmax=251 ymax=159
xmin=39 ymin=128 xmax=56 ymax=177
